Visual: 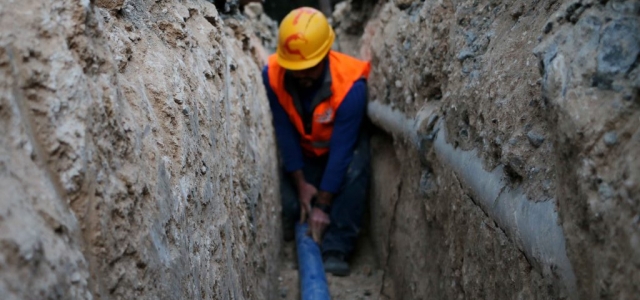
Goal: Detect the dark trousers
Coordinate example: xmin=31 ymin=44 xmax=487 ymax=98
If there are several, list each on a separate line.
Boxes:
xmin=280 ymin=133 xmax=371 ymax=256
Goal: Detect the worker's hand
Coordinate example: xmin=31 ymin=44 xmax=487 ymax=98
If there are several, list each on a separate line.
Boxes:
xmin=309 ymin=207 xmax=330 ymax=243
xmin=297 ymin=181 xmax=317 ymax=223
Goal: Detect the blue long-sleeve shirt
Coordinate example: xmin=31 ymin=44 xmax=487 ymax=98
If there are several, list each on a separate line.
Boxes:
xmin=262 ymin=66 xmax=367 ymax=193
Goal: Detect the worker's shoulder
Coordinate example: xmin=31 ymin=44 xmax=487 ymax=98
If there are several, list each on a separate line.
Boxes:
xmin=341 ymin=80 xmax=367 ymax=108
xmin=330 ymin=50 xmax=365 ymax=62
xmin=348 ymin=78 xmax=367 ymax=92
xmin=352 ymin=78 xmax=367 ymax=86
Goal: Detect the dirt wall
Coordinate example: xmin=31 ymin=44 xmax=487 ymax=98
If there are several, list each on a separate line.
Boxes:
xmin=335 ymin=0 xmax=639 ymax=298
xmin=538 ymin=1 xmax=639 ymax=298
xmin=0 ymin=0 xmax=280 ymax=299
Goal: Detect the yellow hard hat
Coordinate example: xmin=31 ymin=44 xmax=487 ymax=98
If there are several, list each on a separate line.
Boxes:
xmin=276 ymin=7 xmax=335 ymax=70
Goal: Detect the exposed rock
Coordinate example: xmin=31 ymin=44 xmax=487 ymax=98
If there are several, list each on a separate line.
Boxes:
xmin=510 ymin=3 xmax=525 ymax=20
xmin=597 ymin=18 xmax=640 ymax=76
xmin=535 ymin=2 xmax=640 ymax=295
xmin=456 ymin=49 xmax=475 ymax=61
xmin=244 ymin=3 xmax=278 ymax=53
xmin=599 ymin=182 xmax=615 ymax=199
xmin=604 ymin=131 xmax=618 ymax=146
xmin=527 ymin=130 xmax=546 ymax=148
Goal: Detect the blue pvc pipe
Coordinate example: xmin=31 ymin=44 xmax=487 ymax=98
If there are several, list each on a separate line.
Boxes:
xmin=295 ymin=223 xmax=331 ymax=300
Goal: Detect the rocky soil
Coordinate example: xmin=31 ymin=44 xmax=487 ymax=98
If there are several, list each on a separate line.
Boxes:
xmin=1 ymin=0 xmax=638 ymax=299
xmin=334 ymin=0 xmax=639 ymax=298
xmin=0 ymin=0 xmax=280 ymax=299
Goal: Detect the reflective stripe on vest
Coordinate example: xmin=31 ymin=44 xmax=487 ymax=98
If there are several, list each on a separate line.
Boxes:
xmin=268 ymin=50 xmax=371 ymax=157
xmin=311 ymin=140 xmax=331 ymax=148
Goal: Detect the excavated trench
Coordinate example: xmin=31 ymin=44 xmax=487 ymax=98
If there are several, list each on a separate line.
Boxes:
xmin=0 ymin=0 xmax=638 ymax=299
xmin=276 ymin=0 xmax=639 ymax=298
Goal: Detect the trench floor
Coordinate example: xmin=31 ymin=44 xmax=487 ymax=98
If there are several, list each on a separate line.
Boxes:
xmin=277 ymin=232 xmax=391 ymax=300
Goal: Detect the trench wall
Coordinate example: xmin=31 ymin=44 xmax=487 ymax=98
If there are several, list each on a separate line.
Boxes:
xmin=0 ymin=0 xmax=280 ymax=299
xmin=333 ymin=0 xmax=639 ymax=298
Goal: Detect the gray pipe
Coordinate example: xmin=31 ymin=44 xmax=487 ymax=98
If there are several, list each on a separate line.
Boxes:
xmin=367 ymin=101 xmax=577 ymax=297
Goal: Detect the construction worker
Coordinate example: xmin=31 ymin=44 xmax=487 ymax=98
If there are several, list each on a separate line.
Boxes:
xmin=262 ymin=7 xmax=370 ymax=276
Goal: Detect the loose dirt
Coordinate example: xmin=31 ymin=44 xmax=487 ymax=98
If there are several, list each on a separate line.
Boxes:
xmin=277 ymin=230 xmax=392 ymax=300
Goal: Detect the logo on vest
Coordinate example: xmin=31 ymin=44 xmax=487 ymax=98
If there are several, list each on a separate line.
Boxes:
xmin=314 ymin=108 xmax=334 ymax=124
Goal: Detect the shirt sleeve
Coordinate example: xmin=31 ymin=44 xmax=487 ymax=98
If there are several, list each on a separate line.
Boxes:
xmin=319 ymin=79 xmax=367 ymax=193
xmin=262 ymin=66 xmax=304 ymax=172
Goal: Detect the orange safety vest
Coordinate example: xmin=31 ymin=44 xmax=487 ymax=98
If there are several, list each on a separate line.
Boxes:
xmin=267 ymin=50 xmax=370 ymax=157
